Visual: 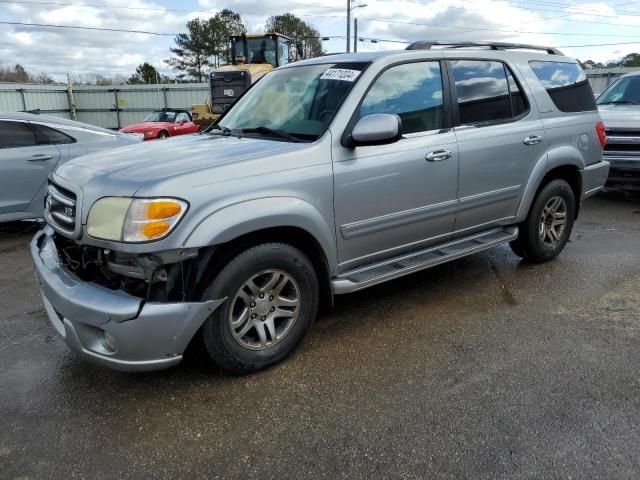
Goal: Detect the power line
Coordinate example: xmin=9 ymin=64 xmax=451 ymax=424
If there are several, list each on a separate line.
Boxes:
xmin=0 ymin=20 xmax=177 ymax=35
xmin=559 ymin=41 xmax=640 ymax=48
xmin=355 ymin=16 xmax=640 ymax=38
xmin=0 ymin=0 xmax=341 ymax=12
xmin=3 ymin=19 xmax=640 ymax=50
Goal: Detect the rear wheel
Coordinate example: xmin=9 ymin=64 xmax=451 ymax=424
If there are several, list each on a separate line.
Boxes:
xmin=510 ymin=179 xmax=576 ymax=263
xmin=200 ymin=243 xmax=319 ymax=374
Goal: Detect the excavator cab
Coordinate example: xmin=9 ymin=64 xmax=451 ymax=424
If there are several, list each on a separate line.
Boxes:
xmin=192 ymin=33 xmax=293 ymax=127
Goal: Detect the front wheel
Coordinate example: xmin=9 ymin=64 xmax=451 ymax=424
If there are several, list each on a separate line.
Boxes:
xmin=200 ymin=243 xmax=319 ymax=374
xmin=158 ymin=130 xmax=169 ymax=139
xmin=510 ymin=179 xmax=576 ymax=263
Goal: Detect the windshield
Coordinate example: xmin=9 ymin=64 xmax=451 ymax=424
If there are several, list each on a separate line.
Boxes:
xmin=218 ymin=63 xmax=368 ymax=141
xmin=143 ymin=111 xmax=178 ymax=123
xmin=597 ymin=76 xmax=640 ymax=105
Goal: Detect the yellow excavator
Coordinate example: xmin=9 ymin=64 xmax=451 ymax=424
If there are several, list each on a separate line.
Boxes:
xmin=192 ymin=33 xmax=294 ymax=127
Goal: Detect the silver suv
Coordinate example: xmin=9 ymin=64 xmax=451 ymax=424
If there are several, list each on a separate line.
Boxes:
xmin=31 ymin=42 xmax=609 ymax=374
xmin=596 ymin=71 xmax=640 ymax=191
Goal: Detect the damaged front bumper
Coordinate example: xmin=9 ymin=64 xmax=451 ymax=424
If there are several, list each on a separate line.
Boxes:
xmin=31 ymin=227 xmax=224 ymax=372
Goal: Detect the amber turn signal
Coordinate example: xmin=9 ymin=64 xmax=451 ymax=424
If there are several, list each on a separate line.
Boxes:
xmin=146 ymin=201 xmax=183 ymax=220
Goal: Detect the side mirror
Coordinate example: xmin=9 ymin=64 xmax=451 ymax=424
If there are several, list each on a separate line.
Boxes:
xmin=180 ymin=119 xmax=188 ymax=125
xmin=347 ymin=113 xmax=402 ymax=147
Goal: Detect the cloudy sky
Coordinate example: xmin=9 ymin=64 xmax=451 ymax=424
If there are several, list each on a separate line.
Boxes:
xmin=2 ymin=0 xmax=640 ymax=81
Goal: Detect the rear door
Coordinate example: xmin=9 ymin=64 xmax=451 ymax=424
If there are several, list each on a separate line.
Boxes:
xmin=0 ymin=120 xmax=61 ymax=215
xmin=449 ymin=59 xmax=547 ymax=233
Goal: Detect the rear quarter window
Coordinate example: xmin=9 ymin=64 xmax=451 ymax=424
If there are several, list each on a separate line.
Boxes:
xmin=529 ymin=61 xmax=596 ymax=113
xmin=31 ymin=123 xmax=75 ymax=145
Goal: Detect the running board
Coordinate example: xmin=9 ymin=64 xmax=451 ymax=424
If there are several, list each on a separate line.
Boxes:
xmin=332 ymin=227 xmax=518 ymax=294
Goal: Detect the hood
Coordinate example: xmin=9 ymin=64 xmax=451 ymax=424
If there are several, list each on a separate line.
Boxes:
xmin=120 ymin=122 xmax=174 ymax=132
xmin=56 ymin=133 xmax=311 ymax=193
xmin=597 ymin=104 xmax=640 ymax=130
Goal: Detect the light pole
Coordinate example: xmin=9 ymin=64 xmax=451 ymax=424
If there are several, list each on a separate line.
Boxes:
xmin=347 ymin=1 xmax=367 ymax=53
xmin=354 ymin=18 xmax=358 ymax=53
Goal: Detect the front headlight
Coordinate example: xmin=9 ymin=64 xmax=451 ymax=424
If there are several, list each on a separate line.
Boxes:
xmin=87 ymin=197 xmax=188 ymax=243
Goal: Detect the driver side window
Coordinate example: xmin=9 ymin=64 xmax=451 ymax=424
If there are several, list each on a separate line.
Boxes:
xmin=176 ymin=113 xmax=190 ymax=123
xmin=360 ymin=61 xmax=444 ymax=134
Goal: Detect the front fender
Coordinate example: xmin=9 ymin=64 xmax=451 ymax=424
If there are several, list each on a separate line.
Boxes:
xmin=183 ymin=196 xmax=338 ymax=273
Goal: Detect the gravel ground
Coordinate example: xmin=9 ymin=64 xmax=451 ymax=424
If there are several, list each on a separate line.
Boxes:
xmin=1 ymin=194 xmax=639 ymax=480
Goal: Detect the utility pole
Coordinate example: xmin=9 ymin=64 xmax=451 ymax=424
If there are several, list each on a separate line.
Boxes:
xmin=346 ymin=0 xmax=351 ymax=53
xmin=354 ymin=18 xmax=358 ymax=53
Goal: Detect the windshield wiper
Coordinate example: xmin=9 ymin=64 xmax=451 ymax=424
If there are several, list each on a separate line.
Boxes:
xmin=598 ymin=100 xmax=639 ymax=105
xmin=240 ymin=126 xmax=302 ymax=143
xmin=203 ymin=124 xmax=233 ymax=135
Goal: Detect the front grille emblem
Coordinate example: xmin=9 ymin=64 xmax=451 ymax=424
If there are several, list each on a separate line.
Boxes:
xmin=64 ymin=206 xmax=74 ymax=217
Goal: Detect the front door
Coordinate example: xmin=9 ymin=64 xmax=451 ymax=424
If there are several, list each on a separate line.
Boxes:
xmin=449 ymin=59 xmax=547 ymax=233
xmin=0 ymin=120 xmax=61 ymax=215
xmin=333 ymin=61 xmax=459 ymax=271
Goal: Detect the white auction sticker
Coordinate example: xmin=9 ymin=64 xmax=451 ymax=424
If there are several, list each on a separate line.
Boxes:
xmin=320 ymin=68 xmax=361 ymax=82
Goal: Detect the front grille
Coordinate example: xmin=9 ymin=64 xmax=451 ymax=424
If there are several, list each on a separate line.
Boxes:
xmin=45 ymin=181 xmax=78 ymax=237
xmin=604 ymin=129 xmax=640 ymax=156
xmin=605 ymin=129 xmax=640 ymax=137
xmin=605 ymin=143 xmax=640 ymax=152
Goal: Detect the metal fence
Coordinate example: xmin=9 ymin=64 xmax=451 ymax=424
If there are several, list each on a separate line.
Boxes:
xmin=2 ymin=67 xmax=640 ymax=129
xmin=0 ymin=82 xmax=209 ymax=129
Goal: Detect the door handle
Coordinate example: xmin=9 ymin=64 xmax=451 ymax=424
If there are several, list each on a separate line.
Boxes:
xmin=28 ymin=154 xmax=54 ymax=161
xmin=523 ymin=135 xmax=543 ymax=146
xmin=426 ymin=150 xmax=452 ymax=162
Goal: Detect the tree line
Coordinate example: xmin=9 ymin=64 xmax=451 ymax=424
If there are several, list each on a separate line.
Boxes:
xmin=165 ymin=10 xmax=323 ymax=82
xmin=581 ymin=53 xmax=640 ymax=69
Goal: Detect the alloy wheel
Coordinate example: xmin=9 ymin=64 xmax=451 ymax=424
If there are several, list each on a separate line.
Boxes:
xmin=538 ymin=195 xmax=567 ymax=247
xmin=228 ymin=270 xmax=300 ymax=351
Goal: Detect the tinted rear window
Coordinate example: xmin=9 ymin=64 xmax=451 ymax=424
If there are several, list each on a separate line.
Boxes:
xmin=529 ymin=61 xmax=596 ymax=113
xmin=31 ymin=124 xmax=75 ymax=145
xmin=451 ymin=60 xmax=529 ymax=125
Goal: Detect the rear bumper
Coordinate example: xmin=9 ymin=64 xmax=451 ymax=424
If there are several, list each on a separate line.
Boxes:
xmin=31 ymin=227 xmax=224 ymax=372
xmin=581 ymin=160 xmax=610 ymax=199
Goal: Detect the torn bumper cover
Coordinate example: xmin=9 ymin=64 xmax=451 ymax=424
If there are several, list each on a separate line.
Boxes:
xmin=31 ymin=227 xmax=224 ymax=372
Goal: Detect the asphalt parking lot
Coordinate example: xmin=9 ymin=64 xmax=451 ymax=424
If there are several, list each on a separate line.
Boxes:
xmin=1 ymin=193 xmax=639 ymax=480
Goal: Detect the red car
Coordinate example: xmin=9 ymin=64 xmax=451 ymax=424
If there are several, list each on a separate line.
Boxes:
xmin=119 ymin=110 xmax=200 ymax=140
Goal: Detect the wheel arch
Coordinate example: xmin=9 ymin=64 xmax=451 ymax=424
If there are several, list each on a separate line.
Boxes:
xmin=516 ymin=157 xmax=583 ymax=222
xmin=182 ymin=198 xmax=337 ymax=309
xmin=189 ymin=226 xmax=334 ymax=311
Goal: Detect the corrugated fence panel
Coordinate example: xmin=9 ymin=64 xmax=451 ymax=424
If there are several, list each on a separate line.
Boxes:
xmin=74 ymin=88 xmax=116 ymax=110
xmin=166 ymin=87 xmax=209 ymax=109
xmin=0 ymin=83 xmax=69 ymax=113
xmin=23 ymin=89 xmax=69 ymax=112
xmin=76 ymin=111 xmax=118 ymax=128
xmin=0 ymin=89 xmax=24 ymax=111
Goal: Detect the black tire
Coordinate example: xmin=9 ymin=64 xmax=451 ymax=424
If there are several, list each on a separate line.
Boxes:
xmin=158 ymin=130 xmax=169 ymax=139
xmin=510 ymin=179 xmax=576 ymax=263
xmin=200 ymin=243 xmax=319 ymax=374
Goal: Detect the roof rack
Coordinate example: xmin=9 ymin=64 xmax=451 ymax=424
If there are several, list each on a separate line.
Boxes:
xmin=405 ymin=41 xmax=563 ymax=56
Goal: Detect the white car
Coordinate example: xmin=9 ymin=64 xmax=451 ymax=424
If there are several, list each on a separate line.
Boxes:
xmin=0 ymin=112 xmax=141 ymax=223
